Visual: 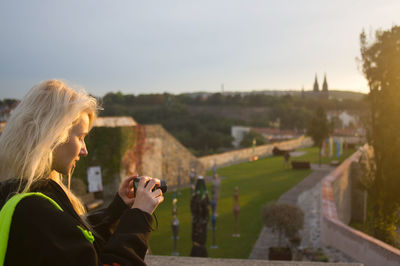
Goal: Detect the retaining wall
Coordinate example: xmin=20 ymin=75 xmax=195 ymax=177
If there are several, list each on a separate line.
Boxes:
xmin=141 ymin=125 xmax=202 ymax=187
xmin=199 ymin=136 xmax=313 ymax=170
xmin=321 ymin=145 xmax=400 ymax=266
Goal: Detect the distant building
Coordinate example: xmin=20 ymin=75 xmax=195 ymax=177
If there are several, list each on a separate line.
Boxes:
xmin=322 ymin=74 xmax=329 ymax=98
xmin=231 ymin=126 xmax=299 ymax=148
xmin=251 ymin=127 xmax=299 ymax=142
xmin=327 ymin=111 xmax=357 ymax=128
xmin=312 ymin=73 xmax=329 ymax=98
xmin=313 ymin=74 xmax=319 ymax=92
xmin=338 ymin=111 xmax=356 ymax=127
xmin=231 ymin=126 xmax=251 ymax=148
xmin=322 ymin=74 xmax=328 ymax=92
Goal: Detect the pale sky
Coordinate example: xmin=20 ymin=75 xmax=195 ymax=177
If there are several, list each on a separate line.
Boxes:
xmin=1 ymin=0 xmax=399 ymax=99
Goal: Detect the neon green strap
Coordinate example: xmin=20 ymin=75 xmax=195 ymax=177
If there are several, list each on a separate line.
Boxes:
xmin=76 ymin=226 xmax=95 ymax=244
xmin=0 ymin=192 xmax=62 ymax=265
xmin=0 ymin=192 xmax=94 ymax=266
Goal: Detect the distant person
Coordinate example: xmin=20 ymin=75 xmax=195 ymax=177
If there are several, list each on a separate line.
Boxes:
xmin=283 ymin=151 xmax=291 ymax=168
xmin=0 ymin=80 xmax=164 ymax=265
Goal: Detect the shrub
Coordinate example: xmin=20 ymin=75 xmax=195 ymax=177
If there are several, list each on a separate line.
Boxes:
xmin=261 ymin=202 xmax=304 ymax=247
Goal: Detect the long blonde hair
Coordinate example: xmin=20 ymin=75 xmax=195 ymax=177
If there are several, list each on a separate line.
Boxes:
xmin=0 ymin=80 xmax=98 ymax=215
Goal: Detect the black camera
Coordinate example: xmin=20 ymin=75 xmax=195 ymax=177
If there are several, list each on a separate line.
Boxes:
xmin=133 ymin=177 xmax=167 ymax=196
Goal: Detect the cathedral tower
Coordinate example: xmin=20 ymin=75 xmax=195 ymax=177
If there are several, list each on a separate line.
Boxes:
xmin=322 ymin=73 xmax=329 ymax=98
xmin=313 ymin=74 xmax=319 ymax=92
xmin=322 ymin=74 xmax=328 ymax=92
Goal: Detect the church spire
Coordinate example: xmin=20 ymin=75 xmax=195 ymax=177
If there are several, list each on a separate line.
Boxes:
xmin=322 ymin=73 xmax=328 ymax=92
xmin=313 ymin=74 xmax=319 ymax=92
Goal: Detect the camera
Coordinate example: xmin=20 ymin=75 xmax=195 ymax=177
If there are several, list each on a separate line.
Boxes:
xmin=133 ymin=177 xmax=167 ymax=196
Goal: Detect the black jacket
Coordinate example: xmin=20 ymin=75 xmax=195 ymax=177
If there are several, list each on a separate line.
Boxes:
xmin=0 ymin=179 xmax=153 ymax=266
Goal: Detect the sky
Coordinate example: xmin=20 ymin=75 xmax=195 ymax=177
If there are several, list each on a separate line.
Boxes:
xmin=1 ymin=0 xmax=400 ymax=99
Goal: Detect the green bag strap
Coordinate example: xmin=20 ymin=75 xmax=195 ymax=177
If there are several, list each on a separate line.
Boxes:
xmin=76 ymin=226 xmax=95 ymax=244
xmin=0 ymin=192 xmax=61 ymax=266
xmin=0 ymin=192 xmax=94 ymax=266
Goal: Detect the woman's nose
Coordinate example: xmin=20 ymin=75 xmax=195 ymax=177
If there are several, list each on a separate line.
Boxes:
xmin=79 ymin=142 xmax=88 ymax=156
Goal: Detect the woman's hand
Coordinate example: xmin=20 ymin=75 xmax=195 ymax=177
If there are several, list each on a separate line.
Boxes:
xmin=118 ymin=174 xmax=137 ymax=208
xmin=132 ymin=176 xmax=164 ymax=215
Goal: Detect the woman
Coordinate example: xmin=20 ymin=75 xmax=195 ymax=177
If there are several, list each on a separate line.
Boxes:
xmin=0 ymin=80 xmax=164 ymax=265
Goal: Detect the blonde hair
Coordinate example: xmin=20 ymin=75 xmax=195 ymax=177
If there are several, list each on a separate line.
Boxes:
xmin=0 ymin=80 xmax=98 ymax=215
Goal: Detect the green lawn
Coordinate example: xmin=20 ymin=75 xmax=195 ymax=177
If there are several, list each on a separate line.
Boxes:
xmin=149 ymin=154 xmax=312 ymax=258
xmin=294 ymin=145 xmax=356 ymax=165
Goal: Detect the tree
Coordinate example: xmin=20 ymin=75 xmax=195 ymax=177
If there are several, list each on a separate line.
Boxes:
xmin=240 ymin=131 xmax=267 ymax=147
xmin=306 ymin=106 xmax=330 ymax=165
xmin=359 ymin=26 xmax=400 ymax=245
xmin=329 ymin=116 xmax=343 ymax=130
xmin=261 ymin=202 xmax=304 ymax=247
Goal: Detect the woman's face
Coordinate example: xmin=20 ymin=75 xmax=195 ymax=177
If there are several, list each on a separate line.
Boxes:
xmin=52 ymin=114 xmax=89 ymax=175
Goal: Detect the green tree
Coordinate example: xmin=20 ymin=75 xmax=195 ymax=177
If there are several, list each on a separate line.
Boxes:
xmin=306 ymin=106 xmax=330 ymax=166
xmin=240 ymin=131 xmax=267 ymax=147
xmin=359 ymin=26 xmax=400 ymax=245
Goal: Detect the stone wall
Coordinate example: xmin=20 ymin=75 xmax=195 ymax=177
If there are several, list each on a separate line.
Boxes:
xmin=145 ymin=255 xmax=363 ymax=266
xmin=140 ymin=124 xmax=202 ymax=187
xmin=84 ymin=123 xmax=200 ymax=200
xmin=132 ymin=127 xmax=310 ymax=188
xmin=132 ymin=127 xmax=311 ymax=188
xmin=199 ymin=136 xmax=313 ymax=170
xmin=331 ymin=159 xmax=352 ymax=224
xmin=321 ymin=145 xmax=400 ymax=266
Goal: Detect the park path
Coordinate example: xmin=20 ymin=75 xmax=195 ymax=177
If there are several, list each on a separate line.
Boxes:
xmin=249 ymin=164 xmax=356 ymax=263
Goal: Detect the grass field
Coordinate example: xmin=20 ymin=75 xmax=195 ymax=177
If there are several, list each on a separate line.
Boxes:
xmin=148 ymin=145 xmax=355 ymax=258
xmin=149 ymin=155 xmax=311 ymax=258
xmin=294 ymin=145 xmax=356 ymax=165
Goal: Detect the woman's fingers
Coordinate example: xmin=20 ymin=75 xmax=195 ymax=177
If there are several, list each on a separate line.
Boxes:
xmin=144 ymin=178 xmax=161 ymax=191
xmin=127 ymin=181 xmax=135 ymax=198
xmin=151 ymin=187 xmax=163 ymax=197
xmin=125 ymin=174 xmax=138 ymax=184
xmin=118 ymin=174 xmax=139 ymax=207
xmin=122 ymin=174 xmax=137 ymax=190
xmin=137 ymin=175 xmax=150 ymax=187
xmin=132 ymin=176 xmax=164 ymax=214
xmin=156 ymin=195 xmax=164 ymax=205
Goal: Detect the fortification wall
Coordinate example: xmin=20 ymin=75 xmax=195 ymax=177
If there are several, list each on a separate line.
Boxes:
xmin=137 ymin=127 xmax=312 ymax=187
xmin=141 ymin=125 xmax=202 ymax=187
xmin=199 ymin=136 xmax=313 ymax=170
xmin=321 ymin=145 xmax=400 ymax=266
xmin=331 ymin=159 xmax=352 ymax=224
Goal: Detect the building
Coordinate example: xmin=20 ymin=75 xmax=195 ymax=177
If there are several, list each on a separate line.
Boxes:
xmin=313 ymin=73 xmax=329 ymax=98
xmin=231 ymin=126 xmax=251 ymax=148
xmin=313 ymin=74 xmax=319 ymax=92
xmin=327 ymin=111 xmax=358 ymax=128
xmin=322 ymin=73 xmax=329 ymax=98
xmin=231 ymin=126 xmax=299 ymax=148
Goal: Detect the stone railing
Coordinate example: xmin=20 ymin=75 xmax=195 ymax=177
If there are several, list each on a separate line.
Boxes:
xmin=321 ymin=145 xmax=400 ymax=266
xmin=145 ymin=255 xmax=363 ymax=266
xmin=199 ymin=136 xmax=313 ymax=170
